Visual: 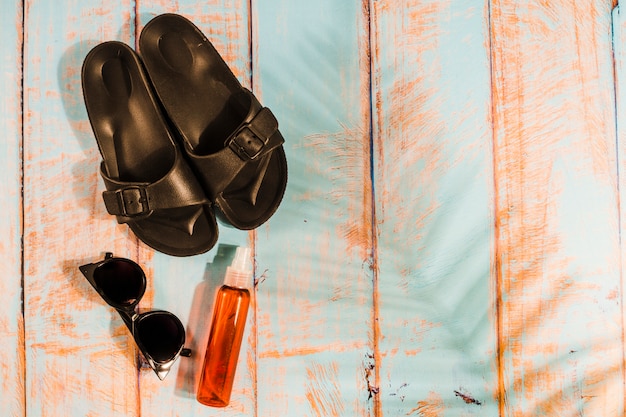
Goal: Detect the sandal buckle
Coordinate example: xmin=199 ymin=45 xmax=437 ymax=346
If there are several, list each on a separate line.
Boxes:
xmin=116 ymin=187 xmax=150 ymax=217
xmin=229 ymin=126 xmax=266 ymax=160
xmin=228 ymin=108 xmax=278 ymax=161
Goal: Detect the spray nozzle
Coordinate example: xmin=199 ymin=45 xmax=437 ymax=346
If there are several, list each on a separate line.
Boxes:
xmin=231 ymin=247 xmax=251 ymax=272
xmin=224 ymin=247 xmax=252 ymax=288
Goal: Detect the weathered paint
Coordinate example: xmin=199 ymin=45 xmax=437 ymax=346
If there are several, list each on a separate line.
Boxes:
xmin=5 ymin=0 xmax=626 ymax=415
xmin=491 ymin=1 xmax=623 ymax=416
xmin=612 ymin=3 xmax=626 ymax=415
xmin=372 ymin=1 xmax=498 ymax=415
xmin=23 ymin=1 xmax=141 ymax=416
xmin=0 ymin=1 xmax=25 ymax=417
xmin=253 ymin=0 xmax=375 ymax=416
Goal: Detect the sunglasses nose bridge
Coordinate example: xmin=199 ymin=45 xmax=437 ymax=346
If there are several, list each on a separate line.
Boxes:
xmin=117 ymin=308 xmax=140 ymax=333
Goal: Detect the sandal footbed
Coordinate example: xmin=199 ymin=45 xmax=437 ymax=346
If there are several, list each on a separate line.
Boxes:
xmin=139 ymin=14 xmax=287 ymax=229
xmin=82 ymin=41 xmax=217 ymax=256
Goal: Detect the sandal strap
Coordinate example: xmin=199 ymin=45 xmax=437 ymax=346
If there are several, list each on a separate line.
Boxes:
xmin=100 ymin=151 xmax=209 ymax=224
xmin=185 ymin=88 xmax=285 ymax=200
xmin=227 ymin=106 xmax=280 ymax=160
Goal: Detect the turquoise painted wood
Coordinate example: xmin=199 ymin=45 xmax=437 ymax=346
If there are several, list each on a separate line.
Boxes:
xmin=0 ymin=1 xmax=25 ymax=416
xmin=23 ymin=1 xmax=141 ymax=416
xmin=613 ymin=4 xmax=626 ymax=414
xmin=372 ymin=1 xmax=498 ymax=415
xmin=2 ymin=0 xmax=626 ymax=416
xmin=491 ymin=2 xmax=623 ymax=415
xmin=254 ymin=1 xmax=375 ymax=416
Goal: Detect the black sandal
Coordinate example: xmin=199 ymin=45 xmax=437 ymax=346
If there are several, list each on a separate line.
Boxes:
xmin=82 ymin=41 xmax=218 ymax=256
xmin=139 ymin=14 xmax=288 ymax=229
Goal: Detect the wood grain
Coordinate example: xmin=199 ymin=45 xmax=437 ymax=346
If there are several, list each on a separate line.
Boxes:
xmin=23 ymin=1 xmax=141 ymax=416
xmin=6 ymin=1 xmax=626 ymax=415
xmin=490 ymin=1 xmax=623 ymax=415
xmin=253 ymin=0 xmax=375 ymax=415
xmin=611 ymin=3 xmax=626 ymax=415
xmin=371 ymin=0 xmax=498 ymax=414
xmin=0 ymin=1 xmax=25 ymax=417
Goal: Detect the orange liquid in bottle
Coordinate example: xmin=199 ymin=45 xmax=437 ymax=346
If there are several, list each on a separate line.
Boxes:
xmin=197 ymin=284 xmax=250 ymax=407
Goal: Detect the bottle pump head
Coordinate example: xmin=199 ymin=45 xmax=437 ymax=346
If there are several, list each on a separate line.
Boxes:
xmin=224 ymin=247 xmax=252 ymax=288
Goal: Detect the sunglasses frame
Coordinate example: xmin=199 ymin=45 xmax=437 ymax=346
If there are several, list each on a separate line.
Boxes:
xmin=79 ymin=252 xmax=191 ymax=380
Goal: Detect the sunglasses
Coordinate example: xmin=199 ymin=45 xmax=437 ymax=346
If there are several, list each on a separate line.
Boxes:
xmin=79 ymin=252 xmax=191 ymax=380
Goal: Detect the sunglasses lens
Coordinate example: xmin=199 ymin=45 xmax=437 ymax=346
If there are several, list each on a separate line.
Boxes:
xmin=93 ymin=259 xmax=144 ymax=307
xmin=137 ymin=313 xmax=184 ymax=362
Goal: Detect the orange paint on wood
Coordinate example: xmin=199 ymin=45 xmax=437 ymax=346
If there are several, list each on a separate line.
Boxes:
xmin=372 ymin=2 xmax=497 ymax=414
xmin=372 ymin=0 xmax=467 ymax=250
xmin=22 ymin=0 xmax=143 ymax=414
xmin=302 ymin=125 xmax=372 ymax=260
xmin=305 ymin=362 xmax=345 ymax=417
xmin=408 ymin=391 xmax=444 ymax=417
xmin=490 ymin=1 xmax=622 ymax=415
xmin=259 ymin=341 xmax=368 ymax=359
xmin=0 ymin=2 xmax=24 ymax=414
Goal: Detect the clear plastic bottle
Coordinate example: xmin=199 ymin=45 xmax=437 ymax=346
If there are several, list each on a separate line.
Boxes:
xmin=197 ymin=247 xmax=251 ymax=407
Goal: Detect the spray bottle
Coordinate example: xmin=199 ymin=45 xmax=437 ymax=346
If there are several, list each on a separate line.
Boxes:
xmin=197 ymin=246 xmax=252 ymax=407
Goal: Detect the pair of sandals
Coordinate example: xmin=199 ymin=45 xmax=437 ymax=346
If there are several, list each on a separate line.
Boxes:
xmin=82 ymin=14 xmax=287 ymax=257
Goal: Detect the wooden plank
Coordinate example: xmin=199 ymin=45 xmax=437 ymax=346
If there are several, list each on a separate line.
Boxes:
xmin=253 ymin=1 xmax=375 ymax=415
xmin=611 ymin=3 xmax=626 ymax=414
xmin=0 ymin=1 xmax=25 ymax=416
xmin=371 ymin=0 xmax=498 ymax=414
xmin=134 ymin=2 xmax=253 ymax=416
xmin=23 ymin=1 xmax=141 ymax=416
xmin=490 ymin=1 xmax=623 ymax=415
